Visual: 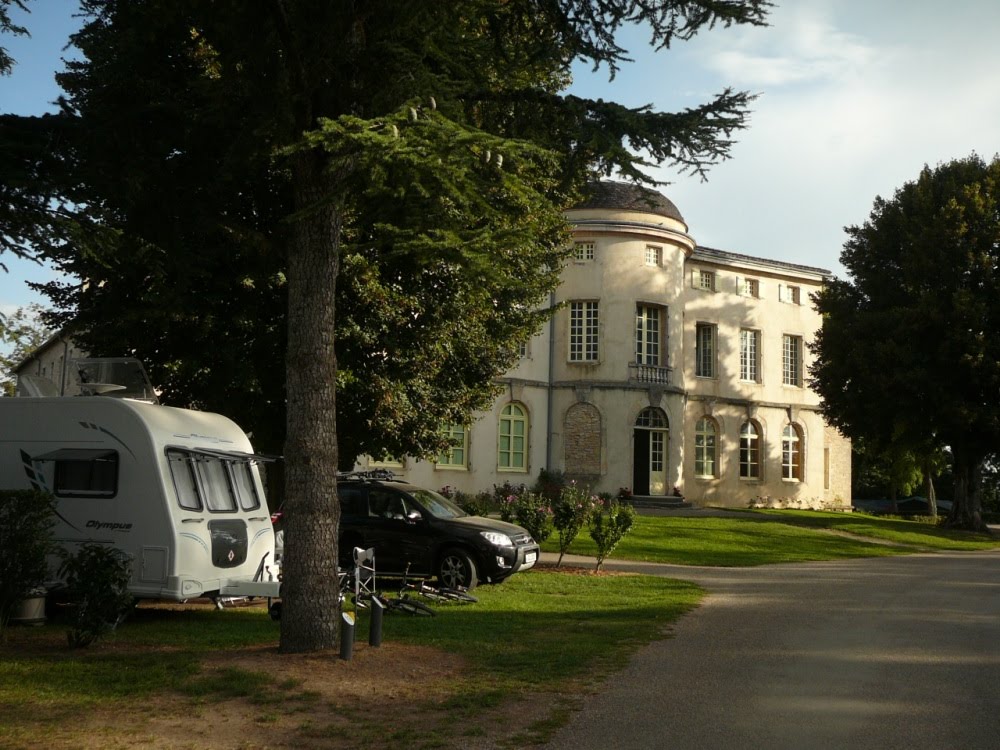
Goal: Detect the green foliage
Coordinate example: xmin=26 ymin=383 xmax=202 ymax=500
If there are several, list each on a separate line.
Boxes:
xmin=588 ymin=499 xmax=636 ymax=571
xmin=0 ymin=490 xmax=56 ymax=634
xmin=552 ymin=483 xmax=596 ymax=565
xmin=512 ymin=491 xmax=554 ymax=544
xmin=533 ymin=468 xmax=567 ymax=502
xmin=811 ymin=154 xmax=1000 ymax=530
xmin=493 ymin=481 xmax=527 ymax=523
xmin=58 ymin=544 xmax=134 ymax=648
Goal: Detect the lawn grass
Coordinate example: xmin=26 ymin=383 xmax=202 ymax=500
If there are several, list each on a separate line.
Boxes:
xmin=540 ymin=510 xmax=1000 ymax=566
xmin=0 ymin=570 xmax=703 ymax=748
xmin=743 ymin=509 xmax=1000 ymax=551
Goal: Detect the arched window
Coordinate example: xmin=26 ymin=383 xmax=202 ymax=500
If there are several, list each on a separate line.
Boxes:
xmin=498 ymin=403 xmax=528 ymax=472
xmin=635 ymin=407 xmax=668 ymax=429
xmin=739 ymin=421 xmax=761 ymax=479
xmin=782 ymin=423 xmax=803 ymax=480
xmin=695 ymin=417 xmax=717 ymax=478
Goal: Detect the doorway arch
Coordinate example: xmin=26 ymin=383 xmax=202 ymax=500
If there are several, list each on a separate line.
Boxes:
xmin=633 ymin=407 xmax=669 ymax=496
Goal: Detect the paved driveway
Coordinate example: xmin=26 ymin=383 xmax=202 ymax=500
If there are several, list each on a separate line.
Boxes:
xmin=545 ymin=550 xmax=1000 ymax=749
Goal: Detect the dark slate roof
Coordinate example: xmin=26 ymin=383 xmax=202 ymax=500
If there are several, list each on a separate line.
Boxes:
xmin=694 ymin=245 xmax=832 ymax=278
xmin=573 ymin=181 xmax=685 ymax=224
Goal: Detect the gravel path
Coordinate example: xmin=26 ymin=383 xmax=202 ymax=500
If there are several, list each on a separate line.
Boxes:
xmin=544 ymin=549 xmax=1000 ymax=749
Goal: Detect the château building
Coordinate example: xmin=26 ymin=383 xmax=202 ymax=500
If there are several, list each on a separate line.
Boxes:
xmin=365 ymin=181 xmax=851 ymax=509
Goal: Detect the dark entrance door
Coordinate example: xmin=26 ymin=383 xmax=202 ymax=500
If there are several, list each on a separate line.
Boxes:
xmin=632 ymin=429 xmax=650 ymax=495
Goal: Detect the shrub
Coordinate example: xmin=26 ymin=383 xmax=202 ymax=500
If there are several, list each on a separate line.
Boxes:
xmin=513 ymin=491 xmax=554 ymax=544
xmin=0 ymin=490 xmax=57 ymax=635
xmin=588 ymin=499 xmax=637 ymax=572
xmin=533 ymin=468 xmax=566 ymax=502
xmin=59 ymin=544 xmax=134 ymax=648
xmin=493 ymin=481 xmax=525 ymax=523
xmin=454 ymin=490 xmax=490 ymax=517
xmin=552 ymin=483 xmax=595 ymax=565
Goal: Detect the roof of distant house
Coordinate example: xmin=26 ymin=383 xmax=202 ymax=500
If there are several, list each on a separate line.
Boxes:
xmin=574 ymin=180 xmax=685 ymax=224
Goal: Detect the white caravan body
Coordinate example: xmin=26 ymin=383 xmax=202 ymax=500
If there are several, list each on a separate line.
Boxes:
xmin=0 ymin=396 xmax=279 ymax=601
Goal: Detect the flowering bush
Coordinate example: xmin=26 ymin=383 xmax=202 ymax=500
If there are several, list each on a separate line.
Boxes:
xmin=493 ymin=481 xmax=525 ymax=523
xmin=552 ymin=483 xmax=596 ymax=565
xmin=513 ymin=491 xmax=554 ymax=544
xmin=588 ymin=499 xmax=636 ymax=572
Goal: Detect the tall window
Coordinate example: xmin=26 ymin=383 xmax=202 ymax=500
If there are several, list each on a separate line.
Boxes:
xmin=574 ymin=242 xmax=594 ymax=261
xmin=437 ymin=424 xmax=468 ymax=469
xmin=570 ymin=301 xmax=600 ymax=362
xmin=694 ymin=417 xmax=717 ymax=478
xmin=740 ymin=328 xmax=760 ymax=382
xmin=783 ymin=334 xmax=802 ymax=386
xmin=645 ymin=245 xmax=662 ymax=266
xmin=695 ymin=323 xmax=716 ymax=378
xmin=739 ymin=421 xmax=761 ymax=479
xmin=498 ymin=403 xmax=528 ymax=472
xmin=636 ymin=305 xmax=664 ymax=366
xmin=782 ymin=424 xmax=803 ymax=480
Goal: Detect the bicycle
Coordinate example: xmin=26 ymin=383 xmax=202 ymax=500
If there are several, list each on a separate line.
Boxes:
xmin=378 ymin=563 xmax=436 ymax=616
xmin=401 ymin=572 xmax=478 ymax=604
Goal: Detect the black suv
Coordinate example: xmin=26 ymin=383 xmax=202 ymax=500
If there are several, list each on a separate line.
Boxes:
xmin=335 ymin=472 xmax=539 ymax=589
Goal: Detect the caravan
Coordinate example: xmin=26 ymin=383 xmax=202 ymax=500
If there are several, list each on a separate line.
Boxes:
xmin=0 ymin=360 xmax=280 ymax=603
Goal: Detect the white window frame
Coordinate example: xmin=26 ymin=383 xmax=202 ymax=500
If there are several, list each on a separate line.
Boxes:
xmin=739 ymin=421 xmax=762 ymax=480
xmin=694 ymin=417 xmax=717 ymax=478
xmin=780 ymin=284 xmax=802 ymax=305
xmin=498 ymin=403 xmax=528 ymax=472
xmin=574 ymin=242 xmax=595 ymax=262
xmin=437 ymin=424 xmax=469 ymax=470
xmin=635 ymin=304 xmax=665 ymax=366
xmin=695 ymin=323 xmax=716 ymax=378
xmin=740 ymin=328 xmax=761 ymax=383
xmin=693 ymin=269 xmax=716 ymax=292
xmin=645 ymin=245 xmax=662 ymax=266
xmin=783 ymin=334 xmax=802 ymax=387
xmin=782 ymin=423 xmax=803 ymax=481
xmin=569 ymin=301 xmax=600 ymax=362
xmin=737 ymin=276 xmax=760 ymax=298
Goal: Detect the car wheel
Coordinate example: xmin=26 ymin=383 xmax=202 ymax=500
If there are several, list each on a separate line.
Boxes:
xmin=438 ymin=548 xmax=478 ymax=590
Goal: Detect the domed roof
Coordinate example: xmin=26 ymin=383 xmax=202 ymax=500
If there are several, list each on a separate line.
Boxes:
xmin=573 ymin=181 xmax=685 ymax=224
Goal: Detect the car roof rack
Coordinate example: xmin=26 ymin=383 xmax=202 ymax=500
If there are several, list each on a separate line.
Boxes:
xmin=337 ymin=469 xmax=400 ymax=482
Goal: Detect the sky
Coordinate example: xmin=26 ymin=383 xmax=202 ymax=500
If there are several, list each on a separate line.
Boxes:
xmin=2 ymin=0 xmax=999 ymax=322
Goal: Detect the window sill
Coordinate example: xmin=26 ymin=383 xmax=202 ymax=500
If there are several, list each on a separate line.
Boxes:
xmin=434 ymin=465 xmax=468 ymax=472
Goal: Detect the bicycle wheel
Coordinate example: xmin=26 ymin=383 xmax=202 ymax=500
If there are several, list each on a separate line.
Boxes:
xmin=412 ymin=584 xmax=449 ymax=603
xmin=388 ymin=597 xmax=435 ymax=617
xmin=437 ymin=587 xmax=478 ymax=604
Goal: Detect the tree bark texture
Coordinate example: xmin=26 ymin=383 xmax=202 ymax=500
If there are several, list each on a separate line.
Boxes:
xmin=948 ymin=453 xmax=989 ymax=534
xmin=278 ymin=150 xmax=343 ymax=653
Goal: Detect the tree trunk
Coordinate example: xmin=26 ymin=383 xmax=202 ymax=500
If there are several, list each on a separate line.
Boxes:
xmin=947 ymin=452 xmax=990 ymax=533
xmin=278 ymin=150 xmax=343 ymax=653
xmin=924 ymin=459 xmax=937 ymax=519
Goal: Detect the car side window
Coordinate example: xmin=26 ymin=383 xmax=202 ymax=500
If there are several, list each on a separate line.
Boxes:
xmin=369 ymin=488 xmax=406 ymax=520
xmin=337 ymin=484 xmax=365 ymax=517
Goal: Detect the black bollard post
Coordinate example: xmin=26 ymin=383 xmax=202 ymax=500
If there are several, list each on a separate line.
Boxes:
xmin=369 ymin=596 xmax=384 ymax=647
xmin=339 ymin=611 xmax=355 ymax=661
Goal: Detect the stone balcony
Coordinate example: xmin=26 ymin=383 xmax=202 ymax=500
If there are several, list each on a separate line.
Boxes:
xmin=628 ymin=362 xmax=672 ymax=385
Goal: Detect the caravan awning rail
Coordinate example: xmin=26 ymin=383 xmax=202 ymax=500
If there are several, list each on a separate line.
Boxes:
xmin=167 ymin=446 xmax=282 ymax=464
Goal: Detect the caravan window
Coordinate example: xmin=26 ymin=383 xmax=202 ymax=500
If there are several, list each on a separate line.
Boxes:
xmin=167 ymin=448 xmax=261 ymax=513
xmin=38 ymin=449 xmax=119 ymax=498
xmin=195 ymin=457 xmax=238 ymax=512
xmin=168 ymin=452 xmax=202 ymax=511
xmin=230 ymin=463 xmax=261 ymax=511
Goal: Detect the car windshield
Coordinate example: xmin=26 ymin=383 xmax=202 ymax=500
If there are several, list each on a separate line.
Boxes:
xmin=408 ymin=488 xmax=468 ymax=519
